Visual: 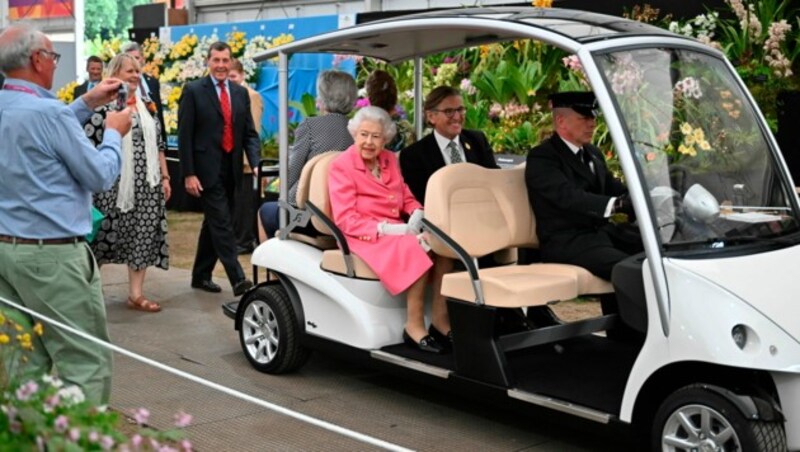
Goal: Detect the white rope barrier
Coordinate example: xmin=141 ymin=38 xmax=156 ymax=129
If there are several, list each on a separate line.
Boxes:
xmin=0 ymin=294 xmax=413 ymax=452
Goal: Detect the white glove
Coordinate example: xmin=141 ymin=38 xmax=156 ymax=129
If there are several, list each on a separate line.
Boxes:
xmin=417 ymin=233 xmax=431 ymax=252
xmin=378 ymin=221 xmax=411 ymax=236
xmin=408 ymin=209 xmax=424 ymax=234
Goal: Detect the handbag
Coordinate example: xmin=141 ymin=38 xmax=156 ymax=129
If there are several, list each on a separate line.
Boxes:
xmin=86 ymin=206 xmax=105 ymax=243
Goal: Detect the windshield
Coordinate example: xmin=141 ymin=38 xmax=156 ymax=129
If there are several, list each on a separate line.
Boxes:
xmin=596 ymin=47 xmax=800 ymax=250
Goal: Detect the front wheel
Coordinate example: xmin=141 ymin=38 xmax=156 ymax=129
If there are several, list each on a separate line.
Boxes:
xmin=238 ymin=285 xmax=310 ymax=374
xmin=652 ymin=385 xmax=786 ymax=452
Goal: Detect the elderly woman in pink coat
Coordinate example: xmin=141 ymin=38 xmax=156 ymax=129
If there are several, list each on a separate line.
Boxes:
xmin=329 ymin=106 xmax=448 ymax=354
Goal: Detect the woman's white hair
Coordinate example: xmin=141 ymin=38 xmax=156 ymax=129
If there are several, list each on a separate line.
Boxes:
xmin=348 ymin=106 xmax=397 ymax=143
xmin=317 ymin=70 xmax=357 ymax=114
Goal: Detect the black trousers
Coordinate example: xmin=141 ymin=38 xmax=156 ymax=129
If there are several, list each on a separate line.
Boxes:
xmin=233 ymin=172 xmax=256 ymax=248
xmin=542 ymin=223 xmax=643 ymax=281
xmin=192 ymin=154 xmax=245 ymax=286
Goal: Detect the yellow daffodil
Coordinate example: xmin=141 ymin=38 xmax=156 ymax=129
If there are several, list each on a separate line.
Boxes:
xmin=692 ymin=128 xmax=705 ymax=141
xmin=680 ymin=122 xmax=693 ymax=135
xmin=685 ymin=134 xmax=696 ymax=146
xmin=0 ymin=334 xmax=9 ymax=344
xmin=698 ymin=140 xmax=712 ymax=151
xmin=33 ymin=323 xmax=43 ymax=336
xmin=678 ymin=144 xmax=697 ymax=156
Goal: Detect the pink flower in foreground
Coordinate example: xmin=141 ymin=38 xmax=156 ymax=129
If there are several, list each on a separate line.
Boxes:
xmin=54 ymin=414 xmax=69 ymax=433
xmin=133 ymin=407 xmax=150 ymax=425
xmin=101 ymin=435 xmax=115 ymax=451
xmin=173 ymin=410 xmax=193 ymax=428
xmin=355 ymin=98 xmax=370 ymax=108
xmin=180 ymin=439 xmax=194 ymax=451
xmin=16 ymin=380 xmax=39 ymax=401
xmin=131 ymin=434 xmax=143 ymax=448
xmin=69 ymin=427 xmax=81 ymax=442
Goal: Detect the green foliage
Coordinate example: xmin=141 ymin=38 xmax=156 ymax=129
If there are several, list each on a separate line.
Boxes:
xmin=83 ymin=0 xmax=148 ymax=41
xmin=83 ymin=0 xmax=118 ymax=41
xmin=288 ymin=93 xmax=319 ymax=119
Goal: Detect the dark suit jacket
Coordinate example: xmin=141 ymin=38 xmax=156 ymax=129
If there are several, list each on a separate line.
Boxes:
xmin=525 ymin=134 xmax=627 ymax=255
xmin=142 ymin=73 xmax=167 ymax=146
xmin=400 ymin=129 xmax=498 ymax=203
xmin=73 ymin=81 xmax=89 ymax=98
xmin=178 ymin=77 xmax=260 ymax=188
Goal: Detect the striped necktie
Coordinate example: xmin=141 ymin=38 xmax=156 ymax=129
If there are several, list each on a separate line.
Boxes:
xmin=448 ymin=141 xmax=463 ymax=164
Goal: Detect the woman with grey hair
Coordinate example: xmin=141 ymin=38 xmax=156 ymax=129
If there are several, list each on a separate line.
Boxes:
xmin=258 ymin=69 xmax=357 ymax=241
xmin=328 ymin=106 xmax=445 ymax=354
xmin=84 ymin=52 xmax=170 ymax=313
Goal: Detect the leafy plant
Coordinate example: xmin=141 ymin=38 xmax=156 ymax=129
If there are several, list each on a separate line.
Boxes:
xmin=0 ymin=308 xmax=194 ymax=450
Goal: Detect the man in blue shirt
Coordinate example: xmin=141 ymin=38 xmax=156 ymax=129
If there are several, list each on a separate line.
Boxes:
xmin=0 ymin=24 xmax=132 ymax=405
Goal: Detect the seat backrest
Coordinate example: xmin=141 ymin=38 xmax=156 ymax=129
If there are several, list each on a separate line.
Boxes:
xmin=306 ymin=151 xmax=342 ymax=235
xmin=294 ymin=151 xmax=340 ymax=209
xmin=424 ymin=163 xmax=539 ymax=259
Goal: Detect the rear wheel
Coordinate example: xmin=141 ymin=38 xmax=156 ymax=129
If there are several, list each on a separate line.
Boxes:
xmin=652 ymin=385 xmax=786 ymax=452
xmin=238 ymin=285 xmax=310 ymax=374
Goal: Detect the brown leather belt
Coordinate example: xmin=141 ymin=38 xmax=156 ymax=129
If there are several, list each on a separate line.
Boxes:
xmin=0 ymin=235 xmax=85 ymax=245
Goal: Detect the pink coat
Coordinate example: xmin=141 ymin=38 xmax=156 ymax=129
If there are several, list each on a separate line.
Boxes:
xmin=328 ymin=145 xmax=433 ymax=295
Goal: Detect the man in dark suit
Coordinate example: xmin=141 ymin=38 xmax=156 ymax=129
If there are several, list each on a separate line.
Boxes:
xmin=178 ymin=41 xmax=260 ymax=296
xmin=400 ymin=85 xmax=499 ymax=346
xmin=400 ymin=85 xmax=498 ymax=203
xmin=72 ymin=55 xmax=103 ymax=98
xmin=122 ymin=42 xmax=167 ymax=146
xmin=525 ymin=91 xmax=639 ymax=281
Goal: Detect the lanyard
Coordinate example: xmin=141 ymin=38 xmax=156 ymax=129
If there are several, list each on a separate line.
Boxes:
xmin=3 ymin=84 xmax=39 ymax=97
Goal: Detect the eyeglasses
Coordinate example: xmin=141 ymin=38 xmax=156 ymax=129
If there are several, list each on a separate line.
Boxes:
xmin=431 ymin=106 xmax=466 ymax=118
xmin=36 ymin=49 xmax=61 ymax=65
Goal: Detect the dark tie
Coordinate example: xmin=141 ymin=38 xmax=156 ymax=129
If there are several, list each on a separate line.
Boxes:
xmin=218 ymin=81 xmax=233 ymax=153
xmin=578 ymin=148 xmax=593 ymax=173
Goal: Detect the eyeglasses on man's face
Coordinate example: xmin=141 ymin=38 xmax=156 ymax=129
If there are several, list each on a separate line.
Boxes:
xmin=36 ymin=49 xmax=61 ymax=65
xmin=431 ymin=106 xmax=466 ymax=118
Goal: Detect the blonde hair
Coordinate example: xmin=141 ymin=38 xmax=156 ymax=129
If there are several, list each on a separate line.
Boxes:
xmin=105 ymin=53 xmax=140 ymax=79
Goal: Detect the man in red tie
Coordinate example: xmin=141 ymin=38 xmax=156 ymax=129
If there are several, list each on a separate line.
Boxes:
xmin=178 ymin=41 xmax=260 ymax=296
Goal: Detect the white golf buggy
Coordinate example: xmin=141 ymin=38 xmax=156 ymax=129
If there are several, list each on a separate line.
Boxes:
xmin=223 ymin=7 xmax=800 ymax=450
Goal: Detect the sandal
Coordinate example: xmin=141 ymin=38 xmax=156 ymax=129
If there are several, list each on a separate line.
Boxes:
xmin=127 ymin=295 xmax=162 ymax=313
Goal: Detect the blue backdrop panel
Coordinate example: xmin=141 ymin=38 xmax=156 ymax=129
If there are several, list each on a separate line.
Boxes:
xmin=168 ymin=16 xmax=355 ymax=136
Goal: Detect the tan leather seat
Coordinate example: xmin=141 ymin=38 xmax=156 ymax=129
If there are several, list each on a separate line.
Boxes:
xmin=424 ymin=163 xmax=612 ymax=308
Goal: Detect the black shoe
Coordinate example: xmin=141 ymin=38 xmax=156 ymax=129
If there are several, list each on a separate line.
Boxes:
xmin=191 ymin=279 xmax=222 ymax=293
xmin=428 ymin=325 xmax=453 ymax=351
xmin=232 ymin=279 xmax=253 ymax=296
xmin=403 ymin=330 xmax=444 ymax=354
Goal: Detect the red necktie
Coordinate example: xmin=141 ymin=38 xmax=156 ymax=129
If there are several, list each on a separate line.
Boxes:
xmin=218 ymin=81 xmax=233 ymax=153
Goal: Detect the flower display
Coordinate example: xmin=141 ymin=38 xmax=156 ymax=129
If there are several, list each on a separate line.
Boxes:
xmin=56 ymin=81 xmax=78 ymax=104
xmin=168 ymin=34 xmax=198 ymax=61
xmin=60 ymin=1 xmax=796 ymax=158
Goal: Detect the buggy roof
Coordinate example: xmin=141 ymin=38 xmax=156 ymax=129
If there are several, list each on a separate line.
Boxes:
xmin=253 ymin=7 xmax=685 ymax=64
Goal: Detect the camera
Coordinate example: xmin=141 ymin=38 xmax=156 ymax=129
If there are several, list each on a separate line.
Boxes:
xmin=115 ymin=84 xmax=129 ymax=111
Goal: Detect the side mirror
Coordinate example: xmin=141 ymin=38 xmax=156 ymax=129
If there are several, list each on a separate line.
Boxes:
xmin=684 ymin=184 xmax=720 ymax=223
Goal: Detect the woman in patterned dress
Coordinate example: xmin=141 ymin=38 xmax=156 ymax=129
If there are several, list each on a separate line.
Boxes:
xmin=84 ymin=53 xmax=170 ymax=312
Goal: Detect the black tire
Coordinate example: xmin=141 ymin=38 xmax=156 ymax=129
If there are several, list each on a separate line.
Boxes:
xmin=652 ymin=385 xmax=786 ymax=452
xmin=238 ymin=285 xmax=311 ymax=374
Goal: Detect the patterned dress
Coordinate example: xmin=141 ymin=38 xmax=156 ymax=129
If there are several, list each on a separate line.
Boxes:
xmin=85 ymin=104 xmax=169 ymax=271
